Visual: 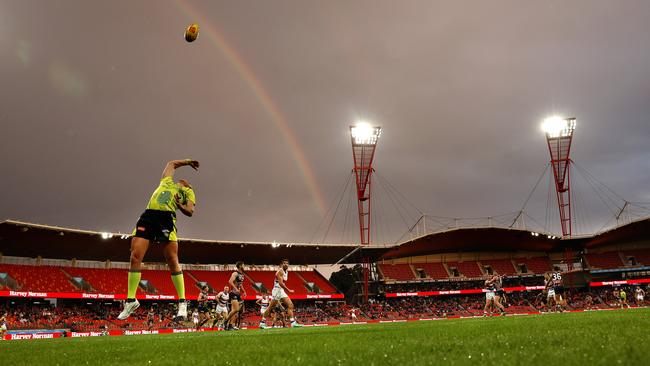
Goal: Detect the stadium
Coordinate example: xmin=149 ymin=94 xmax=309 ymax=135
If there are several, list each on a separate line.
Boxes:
xmin=3 ymin=1 xmax=650 ymax=365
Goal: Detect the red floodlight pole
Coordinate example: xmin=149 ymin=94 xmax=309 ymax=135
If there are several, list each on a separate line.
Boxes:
xmin=350 ymin=123 xmax=381 ymax=303
xmin=542 ymin=116 xmax=576 ymax=271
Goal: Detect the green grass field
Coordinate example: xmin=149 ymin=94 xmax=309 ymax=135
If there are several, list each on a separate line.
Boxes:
xmin=3 ymin=309 xmax=649 ymax=365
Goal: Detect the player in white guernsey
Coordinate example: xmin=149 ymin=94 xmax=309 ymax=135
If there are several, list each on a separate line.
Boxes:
xmin=212 ymin=285 xmax=230 ymax=330
xmin=635 ymin=286 xmax=645 ymax=306
xmin=191 ymin=309 xmax=199 ymax=326
xmin=259 ymin=259 xmax=302 ymax=328
xmin=350 ymin=308 xmax=358 ymax=321
xmin=256 ymin=291 xmax=271 ymax=316
xmin=543 ymin=272 xmax=556 ymax=312
xmin=0 ymin=312 xmax=7 ymax=339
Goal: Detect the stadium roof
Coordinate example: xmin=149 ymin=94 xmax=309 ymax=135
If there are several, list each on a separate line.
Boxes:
xmin=379 ymin=217 xmax=650 ymax=260
xmin=0 ymin=220 xmax=375 ymax=265
xmin=1 ymin=218 xmax=648 ymax=265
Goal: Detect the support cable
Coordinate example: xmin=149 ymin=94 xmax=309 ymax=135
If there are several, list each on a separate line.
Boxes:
xmin=320 ymin=172 xmax=354 ymax=243
xmin=509 ymin=163 xmax=549 ymax=228
xmin=309 ymin=172 xmax=354 ymax=243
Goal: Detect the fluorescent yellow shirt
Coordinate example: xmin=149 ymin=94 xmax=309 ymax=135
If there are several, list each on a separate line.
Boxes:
xmin=145 ymin=177 xmax=196 ymax=212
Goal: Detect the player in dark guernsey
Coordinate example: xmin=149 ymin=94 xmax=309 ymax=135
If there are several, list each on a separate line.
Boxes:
xmin=272 ymin=304 xmax=287 ymax=328
xmin=118 ymin=159 xmax=199 ymax=321
xmin=196 ymin=285 xmax=212 ymax=329
xmin=550 ymin=269 xmax=565 ymax=312
xmin=584 ymin=294 xmax=594 ymax=310
xmin=146 ymin=308 xmax=155 ymax=330
xmin=492 ymin=274 xmax=507 ymax=315
xmin=224 ymin=261 xmax=246 ymax=330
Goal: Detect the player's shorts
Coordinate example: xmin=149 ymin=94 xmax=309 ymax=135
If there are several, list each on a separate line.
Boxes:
xmin=485 ymin=291 xmax=495 ymax=301
xmin=198 ymin=304 xmax=209 ymax=313
xmin=553 ymin=285 xmax=565 ymax=295
xmin=216 ymin=305 xmax=228 ymax=314
xmin=272 ymin=287 xmax=288 ymax=301
xmin=229 ymin=291 xmax=242 ymax=302
xmin=0 ymin=324 xmax=6 ymax=331
xmin=637 ymin=295 xmax=644 ymax=301
xmin=260 ymin=307 xmax=268 ymax=315
xmin=496 ymin=289 xmax=504 ymax=297
xmin=132 ymin=209 xmax=177 ymax=242
xmin=547 ymin=289 xmax=555 ymax=298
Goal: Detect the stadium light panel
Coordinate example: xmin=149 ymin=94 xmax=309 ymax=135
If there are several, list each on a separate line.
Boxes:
xmin=541 ymin=116 xmax=576 ymax=138
xmin=351 ymin=122 xmax=381 ymax=145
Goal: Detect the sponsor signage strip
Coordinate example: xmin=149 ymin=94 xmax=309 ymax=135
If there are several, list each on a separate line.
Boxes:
xmin=385 ymin=286 xmax=546 ymax=298
xmin=0 ymin=291 xmax=343 ymax=301
xmin=589 ymin=278 xmax=650 ymax=287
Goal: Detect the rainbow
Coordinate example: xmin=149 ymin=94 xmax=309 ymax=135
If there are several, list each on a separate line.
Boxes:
xmin=173 ymin=0 xmax=327 ymax=215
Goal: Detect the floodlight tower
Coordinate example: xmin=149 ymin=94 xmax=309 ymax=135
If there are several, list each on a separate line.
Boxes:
xmin=542 ymin=116 xmax=576 ymax=238
xmin=350 ymin=123 xmax=381 ymax=303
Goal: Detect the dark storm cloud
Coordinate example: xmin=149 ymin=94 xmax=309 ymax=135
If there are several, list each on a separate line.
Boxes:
xmin=1 ymin=0 xmax=649 ymax=243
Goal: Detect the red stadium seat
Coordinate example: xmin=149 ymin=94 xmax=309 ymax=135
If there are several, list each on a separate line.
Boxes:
xmin=445 ymin=262 xmax=483 ymax=278
xmin=295 ymin=270 xmax=338 ymax=294
xmin=480 ymin=259 xmax=517 ymax=275
xmin=585 ymin=252 xmax=624 ymax=269
xmin=0 ymin=264 xmax=79 ymax=292
xmin=515 ymin=257 xmax=552 ymax=274
xmin=622 ymin=249 xmax=650 ymax=266
xmin=377 ymin=264 xmax=416 ymax=281
xmin=413 ymin=263 xmax=449 ymax=279
xmin=65 ymin=267 xmax=126 ymax=294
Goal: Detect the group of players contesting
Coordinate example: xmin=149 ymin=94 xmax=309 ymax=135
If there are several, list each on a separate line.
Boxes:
xmin=484 ymin=269 xmax=566 ymax=315
xmin=116 ymin=159 xmax=302 ymax=329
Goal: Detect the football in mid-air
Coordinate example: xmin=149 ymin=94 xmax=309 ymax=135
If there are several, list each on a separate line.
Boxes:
xmin=184 ymin=23 xmax=199 ymax=42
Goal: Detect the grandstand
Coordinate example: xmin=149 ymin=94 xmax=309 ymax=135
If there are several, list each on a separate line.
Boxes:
xmin=0 ymin=263 xmax=340 ymax=299
xmin=1 ymin=218 xmax=650 ymax=336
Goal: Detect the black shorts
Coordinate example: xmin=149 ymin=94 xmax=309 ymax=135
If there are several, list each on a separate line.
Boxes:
xmin=133 ymin=210 xmax=176 ymax=242
xmin=496 ymin=289 xmax=504 ymax=296
xmin=198 ymin=304 xmax=209 ymax=313
xmin=553 ymin=285 xmax=565 ymax=295
xmin=229 ymin=292 xmax=241 ymax=302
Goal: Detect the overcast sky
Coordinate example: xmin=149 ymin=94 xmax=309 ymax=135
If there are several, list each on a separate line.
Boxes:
xmin=1 ymin=0 xmax=649 ymax=244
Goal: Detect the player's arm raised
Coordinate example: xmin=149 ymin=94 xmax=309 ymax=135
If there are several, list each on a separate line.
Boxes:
xmin=277 ymin=270 xmax=293 ymax=294
xmin=162 ymin=159 xmax=200 ymax=179
xmin=175 ymin=194 xmax=195 ymax=217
